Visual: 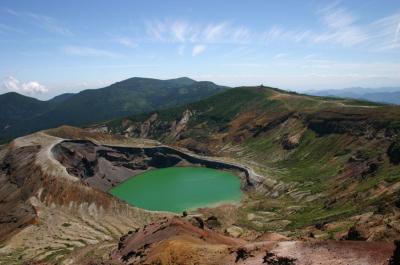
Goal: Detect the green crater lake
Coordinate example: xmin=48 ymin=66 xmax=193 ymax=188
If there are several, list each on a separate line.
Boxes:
xmin=110 ymin=167 xmax=242 ymax=213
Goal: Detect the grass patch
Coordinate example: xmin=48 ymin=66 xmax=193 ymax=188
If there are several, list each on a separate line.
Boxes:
xmin=287 ymin=201 xmax=358 ymax=229
xmin=275 ymin=131 xmax=344 ymax=193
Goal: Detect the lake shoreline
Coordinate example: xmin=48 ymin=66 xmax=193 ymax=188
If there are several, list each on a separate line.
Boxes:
xmin=110 ymin=166 xmax=243 ymax=213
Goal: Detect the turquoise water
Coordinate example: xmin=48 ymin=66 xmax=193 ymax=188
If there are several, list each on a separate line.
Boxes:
xmin=109 ymin=167 xmax=242 ymax=213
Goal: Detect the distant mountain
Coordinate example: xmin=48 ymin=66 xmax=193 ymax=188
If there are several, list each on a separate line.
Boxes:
xmin=48 ymin=93 xmax=75 ymax=103
xmin=0 ymin=77 xmax=228 ymax=142
xmin=305 ymin=87 xmax=400 ymax=105
xmin=0 ymin=92 xmax=55 ymax=134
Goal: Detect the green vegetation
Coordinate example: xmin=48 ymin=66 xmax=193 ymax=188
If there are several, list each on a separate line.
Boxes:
xmin=0 ymin=77 xmax=228 ymax=142
xmin=106 ymin=85 xmax=400 ymax=233
xmin=274 ymin=131 xmax=345 ymax=193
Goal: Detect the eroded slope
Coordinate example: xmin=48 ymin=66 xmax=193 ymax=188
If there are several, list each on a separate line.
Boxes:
xmin=0 ymin=132 xmax=165 ymax=264
xmin=100 ymin=216 xmax=396 ymax=265
xmin=103 ymin=86 xmax=400 ymax=240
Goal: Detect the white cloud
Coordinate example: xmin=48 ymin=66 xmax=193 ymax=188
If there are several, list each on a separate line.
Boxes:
xmin=203 ymin=22 xmax=228 ymax=42
xmin=313 ymin=26 xmax=367 ymax=47
xmin=192 ymin=44 xmax=206 ymax=56
xmin=265 ymin=7 xmax=367 ymax=47
xmin=370 ymin=13 xmax=400 ymax=50
xmin=231 ymin=26 xmax=251 ymax=42
xmin=264 ymin=5 xmax=400 ymax=50
xmin=265 ymin=26 xmax=311 ymax=43
xmin=314 ymin=5 xmax=368 ymax=47
xmin=6 ymin=8 xmax=72 ymax=36
xmin=171 ymin=21 xmax=192 ymax=42
xmin=114 ymin=37 xmax=137 ymax=48
xmin=64 ymin=45 xmax=121 ymax=58
xmin=144 ymin=10 xmax=399 ymax=51
xmin=322 ymin=7 xmax=356 ymax=28
xmin=145 ymin=19 xmax=251 ymax=44
xmin=3 ymin=76 xmax=48 ymax=94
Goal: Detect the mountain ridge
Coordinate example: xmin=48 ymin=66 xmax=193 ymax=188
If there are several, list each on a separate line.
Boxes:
xmin=1 ymin=85 xmax=400 ymax=264
xmin=305 ymin=86 xmax=400 ymax=105
xmin=0 ymin=77 xmax=228 ymax=142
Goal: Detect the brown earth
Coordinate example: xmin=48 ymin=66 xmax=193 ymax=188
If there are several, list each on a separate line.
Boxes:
xmin=1 ymin=120 xmax=400 ymax=264
xmin=0 ymin=131 xmax=166 ymax=264
xmin=102 ymin=216 xmax=396 ymax=265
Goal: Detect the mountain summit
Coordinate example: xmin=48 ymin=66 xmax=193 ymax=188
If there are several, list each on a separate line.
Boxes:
xmin=0 ymin=77 xmax=228 ymax=142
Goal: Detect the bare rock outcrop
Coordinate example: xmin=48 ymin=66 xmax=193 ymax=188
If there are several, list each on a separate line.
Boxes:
xmin=103 ymin=216 xmax=396 ymax=265
xmin=52 ymin=139 xmax=255 ymax=192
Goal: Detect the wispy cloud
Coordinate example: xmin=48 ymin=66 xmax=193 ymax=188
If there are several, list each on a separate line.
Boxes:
xmin=145 ymin=19 xmax=251 ymax=44
xmin=192 ymin=44 xmax=206 ymax=56
xmin=370 ymin=13 xmax=400 ymax=50
xmin=264 ymin=3 xmax=400 ymax=50
xmin=6 ymin=8 xmax=72 ymax=36
xmin=142 ymin=6 xmax=399 ymax=53
xmin=313 ymin=4 xmax=368 ymax=47
xmin=203 ymin=22 xmax=228 ymax=42
xmin=321 ymin=5 xmax=356 ymax=28
xmin=2 ymin=76 xmax=48 ymax=94
xmin=114 ymin=37 xmax=137 ymax=48
xmin=265 ymin=26 xmax=311 ymax=43
xmin=264 ymin=7 xmax=367 ymax=47
xmin=63 ymin=45 xmax=121 ymax=58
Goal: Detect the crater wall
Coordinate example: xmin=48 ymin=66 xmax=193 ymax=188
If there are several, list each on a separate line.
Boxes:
xmin=52 ymin=140 xmax=257 ymax=192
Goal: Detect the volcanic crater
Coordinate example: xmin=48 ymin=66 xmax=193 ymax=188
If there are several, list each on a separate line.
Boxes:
xmin=51 ymin=139 xmax=258 ymax=194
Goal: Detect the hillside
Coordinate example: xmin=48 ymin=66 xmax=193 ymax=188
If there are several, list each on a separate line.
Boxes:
xmin=1 ymin=86 xmax=400 ymax=264
xmin=104 ymin=86 xmax=400 ymax=239
xmin=0 ymin=77 xmax=227 ymax=142
xmin=0 ymin=92 xmax=55 ymax=129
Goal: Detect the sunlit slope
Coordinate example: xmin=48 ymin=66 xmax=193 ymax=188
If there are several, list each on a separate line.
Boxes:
xmin=105 ymin=86 xmax=400 ymax=239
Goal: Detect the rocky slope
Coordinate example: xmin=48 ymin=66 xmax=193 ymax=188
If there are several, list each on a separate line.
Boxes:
xmin=2 ymin=85 xmax=400 ymax=264
xmin=0 ymin=125 xmax=261 ymax=264
xmin=103 ymin=86 xmax=400 ymax=241
xmin=98 ymin=216 xmax=397 ymax=265
xmin=0 ymin=129 xmax=166 ymax=264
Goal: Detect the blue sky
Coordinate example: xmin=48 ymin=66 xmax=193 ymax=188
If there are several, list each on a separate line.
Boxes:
xmin=0 ymin=0 xmax=399 ymax=99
